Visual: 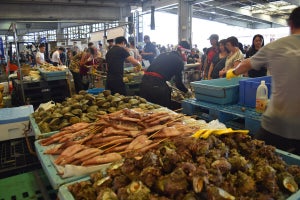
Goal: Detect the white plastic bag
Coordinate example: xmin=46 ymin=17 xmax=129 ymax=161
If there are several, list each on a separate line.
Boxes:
xmin=206 ymin=119 xmax=227 ymax=130
xmin=35 ymin=101 xmax=55 ymax=112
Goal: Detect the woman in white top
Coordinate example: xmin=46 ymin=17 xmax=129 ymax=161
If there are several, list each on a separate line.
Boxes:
xmin=219 ymin=36 xmax=244 ymax=78
xmin=36 ymin=43 xmax=47 ymax=67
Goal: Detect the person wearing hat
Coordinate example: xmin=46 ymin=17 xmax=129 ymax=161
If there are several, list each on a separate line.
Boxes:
xmin=140 ymin=41 xmax=192 ymax=108
xmin=203 ymin=34 xmax=219 ymax=79
xmin=226 ymin=6 xmax=300 ymax=155
xmin=141 ymin=35 xmax=157 ymax=64
xmin=105 ymin=36 xmax=141 ymax=95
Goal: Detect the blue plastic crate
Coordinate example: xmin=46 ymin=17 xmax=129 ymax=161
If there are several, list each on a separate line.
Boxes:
xmin=181 ymin=99 xmax=236 ymax=122
xmin=245 ymin=117 xmax=261 ymax=135
xmin=239 ymin=76 xmax=272 ymax=108
xmin=191 ymin=77 xmax=248 ymax=105
xmin=87 ymin=88 xmax=104 ymax=95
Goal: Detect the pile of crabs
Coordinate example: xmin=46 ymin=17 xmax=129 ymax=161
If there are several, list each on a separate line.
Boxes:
xmin=68 ymin=133 xmax=300 ymax=200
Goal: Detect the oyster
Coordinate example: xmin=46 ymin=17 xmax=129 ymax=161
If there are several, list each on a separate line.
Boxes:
xmin=96 ymin=98 xmax=107 ymax=106
xmin=81 ymin=115 xmax=91 ymax=123
xmin=72 ymin=102 xmax=82 ymax=109
xmin=69 ymin=116 xmax=80 ymax=124
xmin=73 ymin=94 xmax=84 ymax=101
xmin=87 ymin=112 xmax=97 ymax=120
xmin=108 ymin=107 xmax=117 ymax=113
xmin=71 ymin=109 xmax=82 ymax=116
xmin=139 ymin=97 xmax=147 ymax=103
xmin=103 ymin=90 xmax=111 ymax=96
xmin=87 ymin=105 xmax=99 ymax=113
xmin=79 ymin=90 xmax=88 ymax=95
xmin=61 ymin=106 xmax=71 ymax=114
xmin=80 ymin=99 xmax=89 ymax=105
xmin=106 ymin=95 xmax=113 ymax=101
xmin=64 ymin=112 xmax=75 ymax=118
xmin=49 ymin=118 xmax=60 ymax=126
xmin=51 ymin=113 xmax=63 ymax=118
xmin=129 ymin=99 xmax=139 ymax=105
xmin=38 ymin=110 xmax=48 ymax=118
xmin=98 ymin=111 xmax=107 ymax=115
xmin=102 ymin=102 xmax=111 ymax=109
xmin=59 ymin=120 xmax=70 ymax=129
xmin=40 ymin=122 xmax=51 ymax=133
xmin=81 ymin=104 xmax=89 ymax=111
xmin=85 ymin=93 xmax=96 ymax=101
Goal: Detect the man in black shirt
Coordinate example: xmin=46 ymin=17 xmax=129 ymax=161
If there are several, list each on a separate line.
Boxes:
xmin=140 ymin=46 xmax=190 ymax=108
xmin=141 ymin=35 xmax=156 ymax=64
xmin=105 ymin=36 xmax=141 ymax=95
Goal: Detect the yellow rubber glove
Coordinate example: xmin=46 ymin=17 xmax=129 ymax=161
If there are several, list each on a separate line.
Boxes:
xmin=226 ymin=69 xmax=237 ymax=80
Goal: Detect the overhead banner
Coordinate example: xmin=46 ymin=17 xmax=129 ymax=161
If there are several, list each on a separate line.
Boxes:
xmin=0 ymin=37 xmax=4 ymax=58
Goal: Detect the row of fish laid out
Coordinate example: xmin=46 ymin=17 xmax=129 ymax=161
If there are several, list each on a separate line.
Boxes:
xmin=39 ymin=108 xmax=205 ymax=176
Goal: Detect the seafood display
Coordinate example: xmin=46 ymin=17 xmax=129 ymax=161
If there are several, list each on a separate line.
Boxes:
xmin=39 ymin=63 xmax=66 ymax=71
xmin=39 ymin=108 xmax=200 ymax=171
xmin=32 ymin=90 xmax=160 ymax=133
xmin=68 ymin=134 xmax=300 ymax=200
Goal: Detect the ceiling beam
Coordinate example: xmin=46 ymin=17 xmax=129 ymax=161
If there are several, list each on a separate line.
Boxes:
xmin=0 ymin=2 xmax=131 ymax=33
xmin=142 ymin=0 xmax=178 ymax=12
xmin=0 ymin=3 xmax=130 ymax=21
xmin=199 ymin=1 xmax=287 ymax=26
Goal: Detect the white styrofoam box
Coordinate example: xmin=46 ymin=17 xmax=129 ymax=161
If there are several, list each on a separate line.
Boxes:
xmin=0 ymin=120 xmax=34 ymax=141
xmin=0 ymin=105 xmax=34 ymax=141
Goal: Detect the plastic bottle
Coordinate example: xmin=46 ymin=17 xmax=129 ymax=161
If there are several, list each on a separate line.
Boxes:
xmin=256 ymin=80 xmax=268 ymax=113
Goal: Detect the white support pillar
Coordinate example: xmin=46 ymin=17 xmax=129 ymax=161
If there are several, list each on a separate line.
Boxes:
xmin=178 ymin=0 xmax=192 ymax=46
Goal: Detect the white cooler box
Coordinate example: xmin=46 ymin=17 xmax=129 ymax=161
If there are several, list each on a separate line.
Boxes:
xmin=0 ymin=105 xmax=34 ymax=141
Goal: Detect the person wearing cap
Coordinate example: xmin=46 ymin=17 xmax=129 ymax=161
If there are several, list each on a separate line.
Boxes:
xmin=226 ymin=6 xmax=300 ymax=154
xmin=105 ymin=36 xmax=141 ymax=95
xmin=140 ymin=41 xmax=191 ymax=108
xmin=51 ymin=47 xmax=64 ymax=66
xmin=141 ymin=35 xmax=157 ymax=64
xmin=203 ymin=34 xmax=219 ymax=79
